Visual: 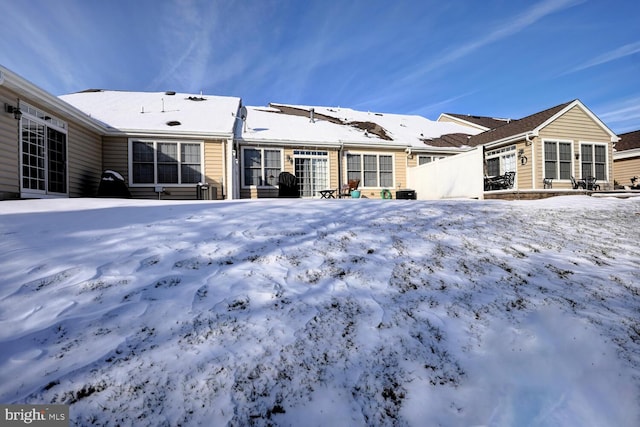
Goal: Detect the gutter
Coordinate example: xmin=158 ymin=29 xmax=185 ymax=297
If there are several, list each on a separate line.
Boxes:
xmin=106 ymin=128 xmax=235 ymax=140
xmin=483 ymin=131 xmax=538 ymax=150
xmin=0 ymin=66 xmax=106 ymax=134
xmin=614 ymin=147 xmax=640 ymax=160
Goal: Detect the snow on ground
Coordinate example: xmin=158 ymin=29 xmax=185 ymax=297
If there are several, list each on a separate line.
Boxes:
xmin=0 ymin=196 xmax=639 ymax=426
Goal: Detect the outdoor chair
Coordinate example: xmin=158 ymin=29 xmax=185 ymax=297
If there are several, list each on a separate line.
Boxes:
xmin=339 ymin=179 xmax=360 ymax=198
xmin=503 ymin=171 xmax=516 ymax=189
xmin=570 ymin=176 xmax=586 ymax=190
xmin=586 ymin=176 xmax=600 ymax=191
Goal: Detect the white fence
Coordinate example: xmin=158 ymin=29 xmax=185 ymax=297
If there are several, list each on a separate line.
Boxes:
xmin=407 ymin=148 xmax=484 ymax=199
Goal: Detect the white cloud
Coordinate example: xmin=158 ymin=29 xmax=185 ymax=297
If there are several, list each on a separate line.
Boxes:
xmin=563 ymin=41 xmax=640 ymax=75
xmin=597 ymin=97 xmax=640 ymax=133
xmin=404 ymin=0 xmax=584 ymax=81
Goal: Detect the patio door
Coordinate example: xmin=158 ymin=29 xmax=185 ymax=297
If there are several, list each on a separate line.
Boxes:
xmin=20 ymin=107 xmax=68 ymax=197
xmin=294 ymin=150 xmax=328 ymax=198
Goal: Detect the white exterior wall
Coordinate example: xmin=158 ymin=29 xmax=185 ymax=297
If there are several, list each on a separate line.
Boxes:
xmin=407 ymin=148 xmax=484 ymax=199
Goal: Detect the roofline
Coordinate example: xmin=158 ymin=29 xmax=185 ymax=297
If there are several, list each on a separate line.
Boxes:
xmin=110 ymin=129 xmax=235 ymax=139
xmin=613 ymin=147 xmax=640 ymax=160
xmin=236 ymin=137 xmax=341 ymax=149
xmin=0 ymin=65 xmax=107 ymax=134
xmin=482 ymin=131 xmax=538 ymax=149
xmin=534 ymin=99 xmax=620 ymax=143
xmin=236 ymin=137 xmax=471 ymax=154
xmin=436 ymin=113 xmax=492 ymax=131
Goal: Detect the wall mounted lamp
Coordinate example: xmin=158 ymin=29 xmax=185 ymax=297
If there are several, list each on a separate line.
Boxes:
xmin=575 ymin=153 xmax=580 ymax=160
xmin=4 ymin=103 xmax=22 ymax=120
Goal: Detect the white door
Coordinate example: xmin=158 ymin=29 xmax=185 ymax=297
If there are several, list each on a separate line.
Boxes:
xmin=294 ymin=150 xmax=329 ymax=198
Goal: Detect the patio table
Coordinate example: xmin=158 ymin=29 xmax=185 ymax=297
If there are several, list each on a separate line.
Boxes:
xmin=319 ymin=189 xmax=336 ymax=199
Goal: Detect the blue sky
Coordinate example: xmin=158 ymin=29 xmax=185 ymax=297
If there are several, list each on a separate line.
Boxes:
xmin=0 ymin=0 xmax=638 ymax=132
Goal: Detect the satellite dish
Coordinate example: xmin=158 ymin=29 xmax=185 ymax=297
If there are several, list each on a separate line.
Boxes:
xmin=240 ymin=106 xmax=248 ymax=120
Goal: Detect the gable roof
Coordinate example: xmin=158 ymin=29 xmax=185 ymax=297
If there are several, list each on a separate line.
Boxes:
xmin=465 ymin=99 xmax=619 ymax=147
xmin=615 ymin=130 xmax=640 ymax=151
xmin=467 ymin=100 xmax=574 ymax=146
xmin=438 ymin=113 xmax=511 ymax=131
xmin=60 ymin=90 xmax=241 ymax=136
xmin=240 ymin=103 xmax=481 ymax=149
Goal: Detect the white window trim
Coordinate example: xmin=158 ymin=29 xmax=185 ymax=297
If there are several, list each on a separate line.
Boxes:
xmin=578 ymin=141 xmax=609 ymax=181
xmin=241 ymin=146 xmax=284 ymax=188
xmin=19 ymin=102 xmax=69 ymax=198
xmin=345 ymin=152 xmax=395 ymax=188
xmin=127 ymin=139 xmax=204 ymax=187
xmin=542 ymin=139 xmax=574 ymax=181
xmin=417 ymin=155 xmax=445 ymax=165
xmin=485 ymin=145 xmax=516 ymax=176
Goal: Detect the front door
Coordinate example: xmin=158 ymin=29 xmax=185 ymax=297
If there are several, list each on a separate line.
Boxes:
xmin=294 ymin=150 xmax=329 ymax=198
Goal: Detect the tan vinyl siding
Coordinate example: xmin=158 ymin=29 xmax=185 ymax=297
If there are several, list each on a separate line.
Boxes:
xmin=515 ymin=141 xmax=533 ymax=189
xmin=343 ymin=147 xmax=407 ymax=199
xmin=537 ymin=106 xmax=614 ymax=188
xmin=102 ymin=136 xmax=129 ymax=182
xmin=614 ymin=157 xmax=640 ymax=186
xmin=130 ymin=185 xmax=208 ymax=200
xmin=0 ymin=104 xmax=20 ymax=200
xmin=204 ymin=139 xmax=226 ymax=199
xmin=106 ymin=137 xmax=220 ymax=200
xmin=539 ymin=106 xmax=612 ymax=141
xmin=0 ymin=89 xmax=20 ymax=198
xmin=66 ymin=121 xmax=102 ymax=197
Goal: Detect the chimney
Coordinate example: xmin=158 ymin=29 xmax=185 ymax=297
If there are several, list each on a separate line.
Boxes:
xmin=310 ymin=108 xmax=315 ymax=123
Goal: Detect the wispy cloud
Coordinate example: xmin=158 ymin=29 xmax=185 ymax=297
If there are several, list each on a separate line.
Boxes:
xmin=562 ymin=41 xmax=640 ymax=75
xmin=0 ymin=2 xmax=95 ymax=93
xmin=597 ymin=97 xmax=640 ymax=133
xmin=402 ymin=0 xmax=584 ymax=82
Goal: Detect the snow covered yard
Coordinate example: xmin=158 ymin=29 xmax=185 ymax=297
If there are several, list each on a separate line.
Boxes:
xmin=0 ymin=196 xmax=639 ymax=426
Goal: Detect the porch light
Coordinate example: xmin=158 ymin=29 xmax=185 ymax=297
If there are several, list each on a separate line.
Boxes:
xmin=575 ymin=153 xmax=579 ymax=160
xmin=4 ymin=103 xmax=21 ymax=120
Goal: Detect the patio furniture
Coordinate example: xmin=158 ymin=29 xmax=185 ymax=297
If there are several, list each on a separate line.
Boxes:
xmin=278 ymin=172 xmax=299 ymax=198
xmin=484 ymin=172 xmax=515 ymax=191
xmin=339 ymin=179 xmax=360 ymax=198
xmin=318 ymin=189 xmax=336 ymax=199
xmin=570 ymin=176 xmax=586 ymax=189
xmin=586 ymin=176 xmax=600 ymax=191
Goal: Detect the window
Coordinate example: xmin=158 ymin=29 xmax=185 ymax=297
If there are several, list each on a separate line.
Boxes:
xmin=543 ymin=140 xmax=572 ymax=180
xmin=242 ymin=148 xmax=282 ymax=186
xmin=417 ymin=155 xmax=445 ymax=165
xmin=20 ymin=103 xmax=67 ymax=196
xmin=346 ymin=153 xmax=393 ymax=187
xmin=485 ymin=146 xmax=516 ymax=176
xmin=130 ymin=140 xmax=203 ymax=185
xmin=580 ymin=143 xmax=607 ymax=180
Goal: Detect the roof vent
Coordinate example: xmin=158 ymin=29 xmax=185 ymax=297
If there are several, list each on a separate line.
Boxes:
xmin=310 ymin=108 xmax=315 ymax=123
xmin=187 ymin=96 xmax=206 ymax=101
xmin=165 ymin=91 xmax=176 ymax=95
xmin=166 ymin=121 xmax=181 ymax=126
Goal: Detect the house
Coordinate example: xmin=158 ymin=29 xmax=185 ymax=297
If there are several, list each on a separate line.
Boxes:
xmin=0 ymin=64 xmax=623 ymax=201
xmin=613 ymin=130 xmax=640 ymax=188
xmin=428 ymin=99 xmax=620 ymax=198
xmin=0 ymin=65 xmax=105 ymax=200
xmin=59 ymin=90 xmax=241 ymax=200
xmin=236 ymin=103 xmax=481 ymax=199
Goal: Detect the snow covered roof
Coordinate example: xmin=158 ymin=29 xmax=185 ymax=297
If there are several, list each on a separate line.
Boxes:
xmin=240 ymin=103 xmax=481 ymax=149
xmin=59 ymin=90 xmax=241 ymax=136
